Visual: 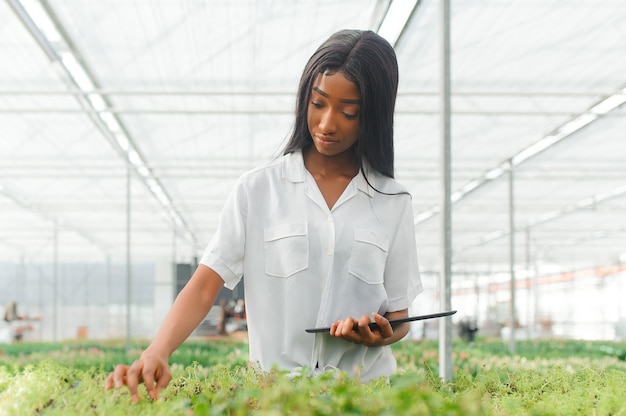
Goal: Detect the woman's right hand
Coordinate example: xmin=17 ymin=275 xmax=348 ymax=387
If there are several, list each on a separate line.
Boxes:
xmin=104 ymin=349 xmax=172 ymax=403
xmin=104 ymin=265 xmax=225 ymax=402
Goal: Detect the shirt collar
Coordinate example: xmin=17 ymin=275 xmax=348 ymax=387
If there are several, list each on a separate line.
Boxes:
xmin=282 ymin=149 xmax=376 ymax=198
xmin=355 ymin=159 xmax=376 ymax=198
xmin=283 ymin=150 xmax=307 ymax=183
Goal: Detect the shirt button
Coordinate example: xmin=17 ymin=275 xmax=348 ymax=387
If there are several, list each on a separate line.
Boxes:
xmin=327 ymin=216 xmax=333 ymax=222
xmin=326 ymin=248 xmax=333 ymax=256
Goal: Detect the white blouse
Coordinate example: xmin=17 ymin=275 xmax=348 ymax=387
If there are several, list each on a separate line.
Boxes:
xmin=200 ymin=150 xmax=422 ymax=381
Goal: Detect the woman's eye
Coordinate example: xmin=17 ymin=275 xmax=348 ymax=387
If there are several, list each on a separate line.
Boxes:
xmin=344 ymin=113 xmax=358 ymax=120
xmin=311 ymin=101 xmax=323 ymax=108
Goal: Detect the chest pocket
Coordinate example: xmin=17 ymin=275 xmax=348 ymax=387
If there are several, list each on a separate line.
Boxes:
xmin=264 ymin=223 xmax=309 ymax=278
xmin=349 ymin=229 xmax=389 ymax=284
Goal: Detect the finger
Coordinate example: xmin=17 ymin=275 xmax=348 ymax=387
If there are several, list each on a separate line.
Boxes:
xmin=331 ymin=319 xmax=345 ymax=337
xmin=359 ymin=314 xmax=372 ymax=326
xmin=339 ymin=317 xmax=354 ymax=336
xmin=154 ymin=367 xmax=172 ymax=399
xmin=112 ymin=364 xmax=129 ymax=388
xmin=126 ymin=361 xmax=143 ymax=403
xmin=356 ymin=314 xmax=373 ymax=333
xmin=356 ymin=314 xmax=377 ymax=342
xmin=142 ymin=366 xmax=157 ymax=400
xmin=104 ymin=371 xmax=114 ymax=390
xmin=373 ymin=313 xmax=394 ymax=338
xmin=342 ymin=317 xmax=362 ymax=341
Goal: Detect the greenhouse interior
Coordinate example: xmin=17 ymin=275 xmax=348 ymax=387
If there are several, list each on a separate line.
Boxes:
xmin=1 ymin=0 xmax=626 ymax=351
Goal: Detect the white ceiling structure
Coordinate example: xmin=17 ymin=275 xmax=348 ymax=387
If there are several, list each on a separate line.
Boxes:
xmin=1 ymin=0 xmax=625 ymax=278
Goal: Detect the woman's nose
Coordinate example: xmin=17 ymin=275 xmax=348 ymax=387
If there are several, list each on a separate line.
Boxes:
xmin=319 ymin=109 xmax=337 ymax=134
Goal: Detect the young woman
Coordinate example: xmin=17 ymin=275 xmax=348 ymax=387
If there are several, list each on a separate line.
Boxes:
xmin=105 ymin=29 xmax=422 ymax=402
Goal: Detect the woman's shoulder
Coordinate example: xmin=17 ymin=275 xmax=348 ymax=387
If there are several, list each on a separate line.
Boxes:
xmin=365 ymin=166 xmax=411 ymax=198
xmin=238 ymin=152 xmax=297 ymax=185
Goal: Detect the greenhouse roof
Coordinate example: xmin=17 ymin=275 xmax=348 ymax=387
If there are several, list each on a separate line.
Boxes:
xmin=1 ymin=0 xmax=625 ymax=274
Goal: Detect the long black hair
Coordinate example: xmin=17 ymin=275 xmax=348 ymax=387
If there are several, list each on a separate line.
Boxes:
xmin=282 ymin=29 xmax=399 ymax=179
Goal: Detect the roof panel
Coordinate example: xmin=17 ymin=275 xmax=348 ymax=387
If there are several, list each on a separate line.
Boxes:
xmin=0 ymin=0 xmax=624 ymax=274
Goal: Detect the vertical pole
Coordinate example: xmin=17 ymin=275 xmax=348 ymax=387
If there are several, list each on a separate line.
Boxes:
xmin=84 ymin=264 xmax=89 ymax=337
xmin=106 ymin=253 xmax=111 ymax=339
xmin=17 ymin=256 xmax=24 ymax=309
xmin=53 ymin=223 xmax=58 ymax=342
xmin=525 ymin=227 xmax=531 ymax=338
xmin=172 ymin=229 xmax=177 ymax=300
xmin=534 ymin=250 xmax=540 ymax=335
xmin=37 ymin=256 xmax=43 ymax=340
xmin=126 ymin=163 xmax=132 ymax=352
xmin=438 ymin=0 xmax=453 ymax=381
xmin=508 ymin=161 xmax=516 ymax=353
xmin=474 ymin=273 xmax=480 ymax=319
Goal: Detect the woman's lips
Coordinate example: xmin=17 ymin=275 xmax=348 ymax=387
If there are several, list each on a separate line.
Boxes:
xmin=316 ymin=135 xmax=336 ymax=144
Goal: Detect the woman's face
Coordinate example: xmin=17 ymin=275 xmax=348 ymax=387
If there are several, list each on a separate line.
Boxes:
xmin=307 ymin=71 xmax=361 ymax=157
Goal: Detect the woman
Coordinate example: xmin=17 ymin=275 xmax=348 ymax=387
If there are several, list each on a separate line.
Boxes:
xmin=105 ymin=29 xmax=422 ymax=402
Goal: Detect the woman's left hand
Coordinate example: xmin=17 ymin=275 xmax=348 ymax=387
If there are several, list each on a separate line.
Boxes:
xmin=330 ymin=313 xmax=394 ymax=347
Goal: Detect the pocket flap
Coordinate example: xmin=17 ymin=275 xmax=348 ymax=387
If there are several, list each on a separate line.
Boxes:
xmin=264 ymin=223 xmax=308 ymax=242
xmin=354 ymin=229 xmax=389 ymax=252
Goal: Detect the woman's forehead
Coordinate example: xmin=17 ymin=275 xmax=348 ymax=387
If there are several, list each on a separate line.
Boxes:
xmin=312 ymin=72 xmax=360 ymax=101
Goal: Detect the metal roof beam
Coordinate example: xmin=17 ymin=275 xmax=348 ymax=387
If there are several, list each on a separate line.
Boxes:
xmin=377 ymin=0 xmax=422 ymax=48
xmin=415 ymin=84 xmax=626 ymax=226
xmin=8 ymin=0 xmax=198 ymax=250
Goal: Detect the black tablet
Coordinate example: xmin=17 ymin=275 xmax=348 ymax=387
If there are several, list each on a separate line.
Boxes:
xmin=305 ymin=310 xmax=457 ymax=333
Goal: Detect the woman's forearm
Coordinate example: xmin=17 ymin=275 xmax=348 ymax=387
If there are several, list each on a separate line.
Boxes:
xmin=147 ymin=265 xmax=225 ymax=358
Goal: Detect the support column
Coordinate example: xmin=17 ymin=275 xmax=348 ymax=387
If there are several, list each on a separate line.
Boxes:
xmin=53 ymin=223 xmax=58 ymax=342
xmin=125 ymin=163 xmax=132 ymax=352
xmin=438 ymin=0 xmax=453 ymax=381
xmin=508 ymin=161 xmax=517 ymax=353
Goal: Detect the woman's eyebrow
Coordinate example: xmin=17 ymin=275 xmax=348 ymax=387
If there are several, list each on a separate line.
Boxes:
xmin=312 ymin=86 xmax=361 ymax=104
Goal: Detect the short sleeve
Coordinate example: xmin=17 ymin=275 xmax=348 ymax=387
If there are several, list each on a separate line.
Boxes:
xmin=199 ymin=177 xmax=248 ymax=290
xmin=383 ymin=196 xmax=422 ymax=311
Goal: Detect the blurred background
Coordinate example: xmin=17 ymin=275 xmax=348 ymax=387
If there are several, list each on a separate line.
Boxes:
xmin=1 ymin=0 xmax=625 ymax=344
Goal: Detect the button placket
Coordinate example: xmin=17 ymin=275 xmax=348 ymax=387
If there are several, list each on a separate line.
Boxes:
xmin=326 ymin=215 xmax=334 ymax=256
xmin=315 ymin=213 xmax=336 ymax=328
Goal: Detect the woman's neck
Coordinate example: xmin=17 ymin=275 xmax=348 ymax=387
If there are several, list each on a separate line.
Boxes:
xmin=303 ymin=146 xmax=359 ymax=179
